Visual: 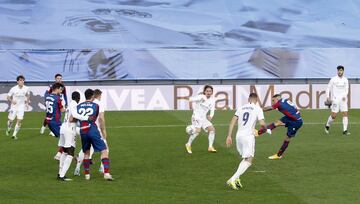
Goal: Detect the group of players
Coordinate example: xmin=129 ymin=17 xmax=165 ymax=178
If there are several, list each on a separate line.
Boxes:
xmin=184 ymin=65 xmax=350 ymax=190
xmin=5 ymin=66 xmax=349 ymax=186
xmin=6 ymin=74 xmax=113 ymax=181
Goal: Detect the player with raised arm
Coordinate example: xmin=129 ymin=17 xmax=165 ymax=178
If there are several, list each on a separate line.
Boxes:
xmin=324 ymin=65 xmax=350 ymax=135
xmin=225 ymin=93 xmax=271 ymax=190
xmin=257 ymin=94 xmax=303 ymax=159
xmin=74 ymin=89 xmax=107 ymax=175
xmin=45 ymin=83 xmax=65 ymax=159
xmin=185 ymin=85 xmax=217 ymax=154
xmin=57 ymin=91 xmax=90 ymax=181
xmin=6 ymin=75 xmax=30 ymax=139
xmin=40 ymin=73 xmax=68 ymax=135
xmin=78 ymin=89 xmax=113 ymax=181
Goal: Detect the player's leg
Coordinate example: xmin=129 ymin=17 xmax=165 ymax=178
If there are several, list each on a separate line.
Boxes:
xmin=340 ymin=101 xmax=349 ymax=135
xmin=185 ymin=117 xmax=201 ymax=154
xmin=91 ymin=129 xmax=113 ymax=181
xmin=58 ymin=126 xmax=76 ymax=181
xmin=227 ymin=135 xmax=254 ymax=189
xmin=12 ymin=117 xmax=23 ymax=139
xmin=49 ymin=122 xmax=63 ymax=160
xmin=258 ymin=120 xmax=284 ymax=135
xmin=83 ymin=149 xmax=92 ymax=180
xmin=40 ymin=118 xmax=47 ymax=134
xmin=206 ymin=125 xmax=217 ymax=152
xmin=269 ymin=120 xmax=302 ymax=159
xmin=6 ymin=109 xmax=16 ymax=136
xmin=342 ymin=111 xmax=349 ymax=135
xmin=74 ymin=150 xmax=84 ymax=176
xmin=89 ymin=145 xmax=94 ymax=164
xmin=325 ymin=102 xmax=339 ymax=133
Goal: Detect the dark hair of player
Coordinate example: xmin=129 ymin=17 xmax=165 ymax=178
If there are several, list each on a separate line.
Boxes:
xmin=52 ymin=82 xmax=64 ymax=91
xmin=54 ymin=73 xmax=62 ymax=78
xmin=337 ymin=65 xmax=344 ymax=70
xmin=72 ymin=91 xmax=81 ymax=103
xmin=94 ymin=89 xmax=102 ymax=98
xmin=84 ymin=89 xmax=95 ymax=100
xmin=16 ymin=75 xmax=25 ymax=81
xmin=203 ymin=85 xmax=213 ymax=93
xmin=249 ymin=93 xmax=258 ymax=98
xmin=272 ymin=94 xmax=281 ymax=98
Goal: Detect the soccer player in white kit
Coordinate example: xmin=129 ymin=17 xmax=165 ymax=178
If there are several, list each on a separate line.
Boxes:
xmin=74 ymin=89 xmax=107 ymax=175
xmin=6 ymin=75 xmax=30 ymax=140
xmin=225 ymin=93 xmax=271 ymax=190
xmin=185 ymin=85 xmax=217 ymax=154
xmin=325 ymin=65 xmax=350 ymax=135
xmin=57 ymin=91 xmax=90 ymax=181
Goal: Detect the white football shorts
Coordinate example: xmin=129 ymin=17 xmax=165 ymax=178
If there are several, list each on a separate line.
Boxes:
xmin=191 ymin=116 xmax=213 ymax=132
xmin=59 ymin=123 xmax=77 ymax=148
xmin=236 ymin=132 xmax=255 ymax=158
xmin=8 ymin=107 xmax=25 ymax=120
xmin=331 ymin=99 xmax=348 ymax=113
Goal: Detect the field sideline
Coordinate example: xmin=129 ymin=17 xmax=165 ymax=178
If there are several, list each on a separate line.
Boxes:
xmin=0 ymin=109 xmax=359 ymax=204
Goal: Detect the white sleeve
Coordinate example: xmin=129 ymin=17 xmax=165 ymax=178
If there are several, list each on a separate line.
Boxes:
xmin=345 ymin=78 xmax=349 ymax=97
xmin=257 ymin=107 xmax=265 ymax=121
xmin=234 ymin=109 xmax=240 ymax=117
xmin=7 ymin=87 xmax=14 ymax=97
xmin=25 ymin=86 xmax=30 ymax=95
xmin=71 ymin=103 xmax=88 ymax=121
xmin=209 ymin=100 xmax=215 ymax=118
xmin=189 ymin=94 xmax=206 ymax=102
xmin=326 ymin=78 xmax=333 ymax=99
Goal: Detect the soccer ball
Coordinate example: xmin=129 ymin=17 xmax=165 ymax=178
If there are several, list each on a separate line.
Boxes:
xmin=186 ymin=125 xmax=196 ymax=135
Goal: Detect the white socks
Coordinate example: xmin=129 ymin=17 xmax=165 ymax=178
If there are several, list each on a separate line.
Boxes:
xmin=208 ymin=131 xmax=215 ymax=148
xmin=7 ymin=121 xmax=12 ymax=130
xmin=89 ymin=146 xmax=94 ymax=160
xmin=13 ymin=123 xmax=21 ymax=137
xmin=229 ymin=159 xmax=252 ymax=183
xmin=343 ymin=117 xmax=348 ymax=131
xmin=186 ymin=133 xmax=199 ymax=146
xmin=58 ymin=153 xmax=67 ymax=175
xmin=326 ymin=116 xmax=334 ymax=127
xmin=60 ymin=155 xmax=73 ymax=178
xmin=76 ymin=150 xmax=85 ymax=170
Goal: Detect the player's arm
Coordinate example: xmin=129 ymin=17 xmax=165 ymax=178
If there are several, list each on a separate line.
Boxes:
xmin=25 ymin=88 xmax=30 ymax=109
xmin=98 ymin=112 xmax=107 ymax=139
xmin=189 ymin=94 xmax=206 ymax=102
xmin=226 ymin=115 xmax=238 ymax=147
xmin=262 ymin=106 xmax=273 ymax=112
xmin=70 ymin=104 xmax=89 ymax=121
xmin=7 ymin=88 xmax=14 ymax=104
xmin=63 ymin=87 xmax=68 ymax=107
xmin=344 ymin=79 xmax=349 ymax=101
xmin=207 ymin=102 xmax=215 ymax=121
xmin=326 ymin=78 xmax=333 ymax=101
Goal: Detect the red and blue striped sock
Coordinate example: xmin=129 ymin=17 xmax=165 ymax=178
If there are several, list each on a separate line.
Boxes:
xmin=258 ymin=123 xmax=276 ymax=135
xmin=277 ymin=140 xmax=290 ymax=156
xmin=83 ymin=159 xmax=91 ymax=174
xmin=101 ymin=158 xmax=110 ymax=173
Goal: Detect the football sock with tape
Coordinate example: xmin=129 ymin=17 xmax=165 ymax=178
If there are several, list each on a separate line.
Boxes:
xmin=277 ymin=140 xmax=290 ymax=156
xmin=258 ymin=123 xmax=276 ymax=135
xmin=208 ymin=131 xmax=215 ymax=147
xmin=343 ymin=117 xmax=348 ymax=132
xmin=229 ymin=159 xmax=251 ymax=183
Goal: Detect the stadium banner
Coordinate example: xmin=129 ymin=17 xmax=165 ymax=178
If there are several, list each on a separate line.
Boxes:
xmin=1 ymin=49 xmax=360 ymax=81
xmin=0 ymin=84 xmax=355 ymax=112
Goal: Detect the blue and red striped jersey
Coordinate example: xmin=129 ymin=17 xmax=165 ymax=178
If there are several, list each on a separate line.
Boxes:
xmin=45 ymin=94 xmax=63 ymax=122
xmin=77 ymin=101 xmax=99 ymax=130
xmin=272 ymin=98 xmax=302 ymax=121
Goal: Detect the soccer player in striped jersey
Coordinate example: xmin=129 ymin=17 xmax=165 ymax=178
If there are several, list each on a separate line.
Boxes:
xmin=77 ymin=89 xmax=113 ymax=181
xmin=257 ymin=94 xmax=303 ymax=159
xmin=6 ymin=75 xmax=30 ymax=139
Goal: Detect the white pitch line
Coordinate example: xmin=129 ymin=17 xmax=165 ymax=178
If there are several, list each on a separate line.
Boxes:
xmin=251 ymin=170 xmax=266 ymax=173
xmin=0 ymin=122 xmax=358 ymax=131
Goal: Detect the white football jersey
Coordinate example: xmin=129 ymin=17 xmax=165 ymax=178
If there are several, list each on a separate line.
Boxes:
xmin=326 ymin=76 xmax=349 ymax=101
xmin=7 ymin=85 xmax=29 ymax=109
xmin=189 ymin=94 xmax=215 ymax=119
xmin=235 ymin=103 xmax=264 ymax=135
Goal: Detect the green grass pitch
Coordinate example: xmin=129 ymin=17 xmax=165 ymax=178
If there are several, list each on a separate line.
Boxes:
xmin=0 ymin=109 xmax=359 ymax=204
